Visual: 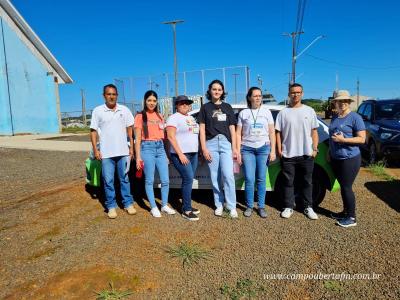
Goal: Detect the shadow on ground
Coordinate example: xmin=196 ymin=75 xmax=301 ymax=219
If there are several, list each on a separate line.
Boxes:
xmin=364 ymin=180 xmax=400 ymax=213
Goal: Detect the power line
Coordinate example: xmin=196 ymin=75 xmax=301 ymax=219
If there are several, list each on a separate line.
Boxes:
xmin=305 ymin=54 xmax=400 ymax=70
xmin=295 ymin=0 xmax=307 ymax=52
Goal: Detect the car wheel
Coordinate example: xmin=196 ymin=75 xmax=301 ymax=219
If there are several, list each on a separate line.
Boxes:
xmin=312 ymin=168 xmax=327 ymax=207
xmin=369 ymin=142 xmax=377 ymax=165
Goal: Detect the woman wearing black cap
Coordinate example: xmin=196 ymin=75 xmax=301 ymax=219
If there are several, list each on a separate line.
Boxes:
xmin=166 ymin=95 xmax=201 ymax=221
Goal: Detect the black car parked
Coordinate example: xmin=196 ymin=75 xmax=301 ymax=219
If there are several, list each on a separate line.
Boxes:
xmin=357 ymin=99 xmax=400 ymax=164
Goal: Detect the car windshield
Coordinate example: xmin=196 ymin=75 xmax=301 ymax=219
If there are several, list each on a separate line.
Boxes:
xmin=376 ymin=103 xmax=400 ymax=120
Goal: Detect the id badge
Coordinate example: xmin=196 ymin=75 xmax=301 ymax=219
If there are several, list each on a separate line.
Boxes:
xmin=250 ymin=123 xmax=263 ymax=136
xmin=217 ymin=114 xmax=227 ymax=121
xmin=192 ymin=126 xmax=199 ymax=134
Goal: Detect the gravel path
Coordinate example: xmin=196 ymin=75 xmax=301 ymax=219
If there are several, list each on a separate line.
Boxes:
xmin=0 ymin=148 xmax=399 ymax=299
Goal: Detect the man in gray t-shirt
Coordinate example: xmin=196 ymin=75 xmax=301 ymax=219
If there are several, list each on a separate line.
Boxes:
xmin=275 ymin=83 xmax=319 ymax=220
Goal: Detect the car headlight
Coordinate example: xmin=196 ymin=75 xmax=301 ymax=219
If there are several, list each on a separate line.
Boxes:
xmin=380 ymin=132 xmax=392 ymax=139
xmin=379 ymin=127 xmax=398 ymax=140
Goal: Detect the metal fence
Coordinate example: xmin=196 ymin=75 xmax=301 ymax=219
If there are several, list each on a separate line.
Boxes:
xmin=61 ymin=111 xmax=92 ymax=128
xmin=114 ymin=65 xmax=250 ymax=112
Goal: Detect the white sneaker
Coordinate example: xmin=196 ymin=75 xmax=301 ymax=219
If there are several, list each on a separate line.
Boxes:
xmin=229 ymin=209 xmax=238 ymax=218
xmin=214 ymin=206 xmax=223 ymax=216
xmin=161 ymin=205 xmax=176 ymax=215
xmin=124 ymin=205 xmax=137 ymax=215
xmin=304 ymin=207 xmax=319 ymax=220
xmin=150 ymin=207 xmax=161 ymax=218
xmin=107 ymin=208 xmax=117 ymax=219
xmin=281 ymin=208 xmax=294 ymax=219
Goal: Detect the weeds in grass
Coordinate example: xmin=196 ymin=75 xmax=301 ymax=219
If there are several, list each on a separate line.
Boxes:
xmin=220 ymin=278 xmax=265 ymax=300
xmin=368 ymin=161 xmax=395 ymax=181
xmin=323 ymin=280 xmax=343 ymax=292
xmin=94 ymin=281 xmax=133 ymax=300
xmin=167 ymin=241 xmax=211 ymax=268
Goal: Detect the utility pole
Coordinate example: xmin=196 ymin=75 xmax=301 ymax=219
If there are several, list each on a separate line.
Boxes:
xmin=257 ymin=74 xmax=263 ymax=92
xmin=162 ymin=20 xmax=184 ymax=97
xmin=233 ymin=73 xmax=239 ymax=104
xmin=357 ymin=77 xmax=360 ymax=107
xmin=283 ymin=31 xmax=303 ymax=84
xmin=81 ymin=89 xmax=86 ymax=126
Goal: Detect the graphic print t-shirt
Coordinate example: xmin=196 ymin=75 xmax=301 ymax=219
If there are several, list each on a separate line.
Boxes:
xmin=197 ymin=102 xmax=236 ymax=143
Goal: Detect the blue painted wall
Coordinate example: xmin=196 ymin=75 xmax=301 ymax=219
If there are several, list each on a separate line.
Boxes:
xmin=0 ymin=16 xmax=59 ymax=135
xmin=0 ymin=18 xmax=13 ymax=135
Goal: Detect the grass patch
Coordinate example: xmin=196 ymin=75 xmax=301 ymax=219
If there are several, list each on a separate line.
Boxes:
xmin=166 ymin=241 xmax=211 ymax=268
xmin=323 ymin=280 xmax=343 ymax=292
xmin=220 ymin=278 xmax=265 ymax=299
xmin=94 ymin=281 xmax=133 ymax=300
xmin=62 ymin=126 xmax=90 ymax=134
xmin=368 ymin=161 xmax=395 ymax=181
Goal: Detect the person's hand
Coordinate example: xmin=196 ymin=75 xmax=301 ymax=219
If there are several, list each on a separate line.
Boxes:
xmin=232 ymin=149 xmax=238 ymax=161
xmin=269 ymin=151 xmax=276 ymax=162
xmin=94 ymin=150 xmax=102 ymax=160
xmin=202 ymin=148 xmax=212 ymax=162
xmin=277 ymin=150 xmax=283 ymax=158
xmin=236 ymin=152 xmax=242 ymax=165
xmin=178 ymin=154 xmax=189 ymax=165
xmin=331 ymin=132 xmax=345 ymax=143
xmin=311 ymin=149 xmax=318 ymax=158
xmin=136 ymin=158 xmax=143 ymax=170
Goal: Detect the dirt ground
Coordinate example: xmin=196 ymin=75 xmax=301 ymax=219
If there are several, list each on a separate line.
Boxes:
xmin=0 ymin=148 xmax=399 ymax=299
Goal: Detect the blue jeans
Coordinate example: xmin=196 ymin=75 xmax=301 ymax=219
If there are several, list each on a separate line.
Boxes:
xmin=170 ymin=152 xmax=198 ymax=212
xmin=141 ymin=140 xmax=169 ymax=208
xmin=101 ymin=156 xmax=133 ymax=210
xmin=206 ymin=134 xmax=237 ymax=210
xmin=241 ymin=144 xmax=270 ymax=208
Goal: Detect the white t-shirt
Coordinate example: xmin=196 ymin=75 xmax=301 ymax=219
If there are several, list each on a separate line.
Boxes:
xmin=275 ymin=105 xmax=319 ymax=158
xmin=237 ymin=106 xmax=274 ymax=148
xmin=90 ymin=104 xmax=134 ymax=159
xmin=166 ymin=112 xmax=199 ymax=154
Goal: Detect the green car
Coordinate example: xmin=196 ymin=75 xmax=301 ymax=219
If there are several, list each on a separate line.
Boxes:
xmin=85 ymin=104 xmax=339 ymax=206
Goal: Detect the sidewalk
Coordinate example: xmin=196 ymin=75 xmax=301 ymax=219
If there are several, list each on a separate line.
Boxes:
xmin=0 ymin=134 xmax=91 ymax=152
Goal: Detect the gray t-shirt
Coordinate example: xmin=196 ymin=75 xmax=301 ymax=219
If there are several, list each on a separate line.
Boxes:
xmin=237 ymin=106 xmax=274 ymax=148
xmin=275 ymin=105 xmax=319 ymax=158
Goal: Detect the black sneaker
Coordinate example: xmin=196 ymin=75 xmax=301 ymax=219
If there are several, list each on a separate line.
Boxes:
xmin=182 ymin=211 xmax=199 ymax=221
xmin=192 ymin=208 xmax=200 ymax=215
xmin=336 ymin=217 xmax=357 ymax=228
xmin=331 ymin=211 xmax=347 ymax=220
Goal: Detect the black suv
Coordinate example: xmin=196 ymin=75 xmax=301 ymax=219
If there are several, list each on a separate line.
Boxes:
xmin=357 ymin=99 xmax=400 ymax=164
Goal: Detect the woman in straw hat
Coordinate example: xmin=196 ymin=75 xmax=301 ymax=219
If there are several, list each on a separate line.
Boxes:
xmin=329 ymin=90 xmax=366 ymax=228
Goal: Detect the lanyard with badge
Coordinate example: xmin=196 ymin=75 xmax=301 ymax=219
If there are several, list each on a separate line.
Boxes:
xmin=250 ymin=108 xmax=263 ymax=136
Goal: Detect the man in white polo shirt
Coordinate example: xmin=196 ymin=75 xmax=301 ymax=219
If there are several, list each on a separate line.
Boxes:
xmin=90 ymin=84 xmax=135 ymax=219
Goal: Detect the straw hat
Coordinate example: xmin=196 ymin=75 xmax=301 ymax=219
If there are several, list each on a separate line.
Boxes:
xmin=333 ymin=90 xmax=354 ymax=102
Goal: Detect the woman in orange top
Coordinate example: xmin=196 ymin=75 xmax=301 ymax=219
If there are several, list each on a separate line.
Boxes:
xmin=134 ymin=90 xmax=176 ymax=217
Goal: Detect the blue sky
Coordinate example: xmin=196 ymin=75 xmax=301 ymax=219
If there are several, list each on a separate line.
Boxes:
xmin=12 ymin=0 xmax=400 ymax=112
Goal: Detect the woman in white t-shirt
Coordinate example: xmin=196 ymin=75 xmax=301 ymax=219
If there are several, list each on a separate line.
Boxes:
xmin=166 ymin=95 xmax=200 ymax=221
xmin=236 ymin=87 xmax=276 ymax=218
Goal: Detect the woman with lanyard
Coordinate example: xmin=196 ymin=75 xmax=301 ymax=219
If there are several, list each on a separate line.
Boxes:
xmin=199 ymin=79 xmax=238 ymax=218
xmin=329 ymin=90 xmax=365 ymax=227
xmin=166 ymin=95 xmax=200 ymax=221
xmin=134 ymin=90 xmax=176 ymax=218
xmin=236 ymin=87 xmax=276 ymax=218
